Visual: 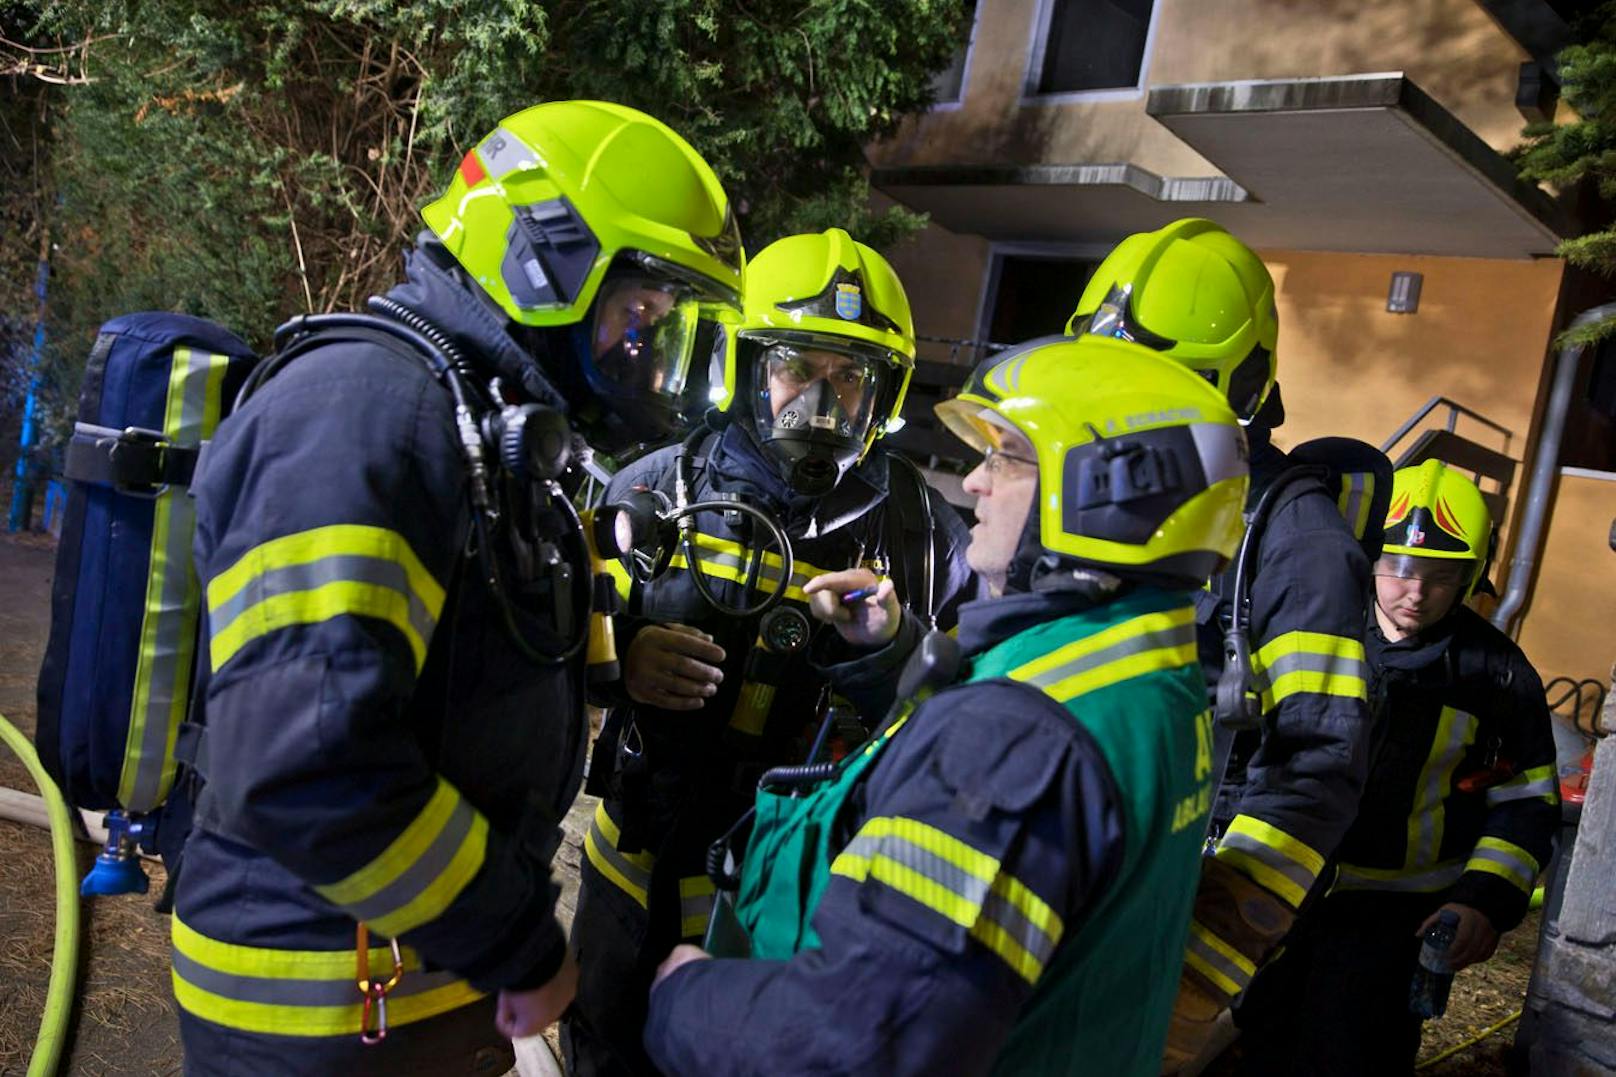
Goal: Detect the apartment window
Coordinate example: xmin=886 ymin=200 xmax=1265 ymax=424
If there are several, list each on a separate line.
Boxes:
xmin=1560 ymin=340 xmax=1616 ymax=473
xmin=931 ymin=1 xmax=980 ymax=105
xmin=983 ymin=253 xmax=1100 ymax=346
xmin=1031 ymin=0 xmax=1156 ymax=96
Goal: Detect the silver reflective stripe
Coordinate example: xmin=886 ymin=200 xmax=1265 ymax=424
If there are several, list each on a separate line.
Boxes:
xmin=1190 ymin=422 xmax=1249 ymax=489
xmin=477 ymin=126 xmax=539 ymax=180
xmin=171 ymin=949 xmax=465 ymax=1007
xmin=680 ymin=892 xmax=711 ymax=936
xmin=1185 ymin=928 xmax=1252 ymax=992
xmin=1339 ymin=472 xmax=1370 ymax=540
xmin=336 ymin=796 xmax=477 ymax=926
xmin=586 ymin=812 xmax=651 ymax=898
xmin=1013 ymin=620 xmax=1196 ymax=694
xmin=122 ymin=346 xmax=228 ymax=812
xmin=1334 ymin=860 xmax=1466 ymax=893
xmin=839 ymin=831 xmax=1057 ymax=971
xmin=1486 ymin=776 xmax=1558 ymax=806
xmin=208 ymin=553 xmax=438 ymax=649
xmin=1409 ymin=708 xmax=1478 ymax=867
xmin=1253 ymin=649 xmax=1369 ymax=686
xmin=1469 ymin=845 xmax=1536 ymax=891
xmin=1217 ymin=830 xmax=1315 ymax=900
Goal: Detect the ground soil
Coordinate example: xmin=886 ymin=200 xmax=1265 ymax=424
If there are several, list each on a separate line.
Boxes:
xmin=0 ymin=527 xmax=1543 ymax=1075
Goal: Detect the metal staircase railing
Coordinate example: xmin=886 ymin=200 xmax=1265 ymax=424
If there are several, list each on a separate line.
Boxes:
xmin=1380 ymin=396 xmax=1517 ymax=523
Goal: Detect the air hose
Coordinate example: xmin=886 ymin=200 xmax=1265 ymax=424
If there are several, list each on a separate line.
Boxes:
xmin=0 ymin=711 xmax=80 ymax=1077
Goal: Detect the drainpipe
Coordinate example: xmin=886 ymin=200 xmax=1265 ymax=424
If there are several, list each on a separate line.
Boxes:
xmin=1492 ymin=302 xmax=1616 ymax=636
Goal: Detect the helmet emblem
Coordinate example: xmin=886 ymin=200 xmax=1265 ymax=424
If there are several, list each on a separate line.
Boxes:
xmin=1408 ymin=523 xmax=1425 ymax=547
xmin=835 ymin=283 xmax=863 ymax=321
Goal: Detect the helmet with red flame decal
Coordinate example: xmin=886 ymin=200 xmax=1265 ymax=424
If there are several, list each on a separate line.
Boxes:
xmin=1379 ymin=460 xmax=1494 ymax=597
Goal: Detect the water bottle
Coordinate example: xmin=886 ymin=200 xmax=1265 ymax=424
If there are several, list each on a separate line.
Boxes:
xmin=1409 ymin=908 xmax=1460 ymax=1018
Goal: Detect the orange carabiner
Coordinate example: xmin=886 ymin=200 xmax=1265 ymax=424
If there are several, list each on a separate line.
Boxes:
xmin=355 ymin=924 xmax=406 ymax=1046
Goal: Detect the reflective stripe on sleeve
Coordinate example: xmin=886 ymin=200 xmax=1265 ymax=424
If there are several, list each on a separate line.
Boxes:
xmin=1486 ymin=764 xmax=1560 ymax=807
xmin=679 ymin=875 xmax=716 ymax=940
xmin=1466 ymin=837 xmax=1540 ymax=895
xmin=1250 ymin=630 xmax=1368 ymax=713
xmin=829 ymin=815 xmax=1063 ymax=985
xmin=668 ymin=531 xmax=841 ymax=606
xmin=206 ymin=524 xmax=446 ymax=673
xmin=1407 ymin=707 xmax=1479 ymax=870
xmin=312 ymin=777 xmax=489 ymax=938
xmin=1214 ymin=815 xmax=1325 ymax=909
xmin=1183 ymin=920 xmax=1256 ymax=999
xmin=1337 ymin=472 xmax=1375 ymax=542
xmin=1332 ymin=859 xmax=1466 ymax=894
xmin=170 ymin=915 xmax=482 ymax=1036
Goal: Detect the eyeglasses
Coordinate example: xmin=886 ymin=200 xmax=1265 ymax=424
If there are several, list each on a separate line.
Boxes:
xmin=982 ymin=445 xmax=1038 ymax=477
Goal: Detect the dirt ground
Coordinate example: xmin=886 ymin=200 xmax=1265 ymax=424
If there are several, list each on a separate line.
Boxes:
xmin=0 ymin=526 xmax=1543 ymax=1075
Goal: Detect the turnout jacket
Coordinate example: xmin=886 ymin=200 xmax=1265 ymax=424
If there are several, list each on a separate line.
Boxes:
xmin=644 ymin=588 xmax=1213 ymax=1077
xmin=583 ymin=426 xmax=976 ymax=929
xmin=1333 ymin=605 xmax=1559 ymax=930
xmin=172 ymin=249 xmax=585 ymax=1038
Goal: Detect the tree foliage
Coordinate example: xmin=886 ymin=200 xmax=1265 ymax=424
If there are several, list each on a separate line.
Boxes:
xmin=1 ymin=0 xmax=966 ymax=437
xmin=1515 ymin=1 xmax=1616 ymax=344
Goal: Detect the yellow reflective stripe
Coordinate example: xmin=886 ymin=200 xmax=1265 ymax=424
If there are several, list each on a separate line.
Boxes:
xmin=1183 ymin=921 xmax=1255 ymax=998
xmin=120 ymin=345 xmax=232 ymax=811
xmin=829 ymin=815 xmax=1063 ymax=984
xmin=679 ymin=875 xmax=716 ymax=939
xmin=1337 ymin=472 xmax=1375 ymax=541
xmin=1333 ymin=859 xmax=1466 ymax=894
xmin=171 ymin=914 xmax=484 ymax=1037
xmin=1467 ymin=837 xmax=1540 ymax=894
xmin=603 ymin=555 xmax=633 ymax=603
xmin=1251 ymin=630 xmax=1368 ymax=711
xmin=1486 ymin=764 xmax=1560 ymax=807
xmin=668 ymin=530 xmax=842 ymax=605
xmin=1007 ymin=604 xmax=1197 ymax=703
xmin=583 ymin=801 xmax=653 ymax=907
xmin=1214 ymin=815 xmax=1324 ymax=908
xmin=1407 ymin=707 xmax=1478 ymax=870
xmin=313 ymin=778 xmax=489 ymax=938
xmin=207 ymin=524 xmax=446 ymax=673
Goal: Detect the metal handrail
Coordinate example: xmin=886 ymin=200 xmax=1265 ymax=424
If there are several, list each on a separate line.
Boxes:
xmin=1379 ymin=395 xmax=1515 ymax=458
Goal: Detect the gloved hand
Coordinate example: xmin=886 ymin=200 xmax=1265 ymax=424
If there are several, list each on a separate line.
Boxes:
xmin=1161 ymin=857 xmax=1298 ymax=1074
xmin=623 ymin=624 xmax=726 ymax=711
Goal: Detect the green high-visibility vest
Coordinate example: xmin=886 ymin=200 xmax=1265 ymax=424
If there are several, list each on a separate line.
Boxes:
xmin=734 ymin=589 xmax=1216 ymax=1076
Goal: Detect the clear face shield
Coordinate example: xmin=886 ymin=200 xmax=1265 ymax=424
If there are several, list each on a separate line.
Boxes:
xmin=750 ymin=340 xmax=893 ymax=496
xmin=1372 ymin=553 xmax=1473 ymax=589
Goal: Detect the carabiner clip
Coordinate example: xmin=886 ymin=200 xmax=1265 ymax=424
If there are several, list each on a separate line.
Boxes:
xmin=355 ymin=925 xmax=405 ymax=1046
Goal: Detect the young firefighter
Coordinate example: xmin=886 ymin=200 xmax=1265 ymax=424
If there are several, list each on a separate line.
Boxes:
xmin=563 ymin=228 xmax=976 ymax=1076
xmin=1237 ymin=461 xmax=1559 ymax=1075
xmin=1064 ymin=218 xmax=1380 ymax=1068
xmin=172 ymin=102 xmax=744 ymax=1074
xmin=641 ymin=333 xmax=1251 ymax=1076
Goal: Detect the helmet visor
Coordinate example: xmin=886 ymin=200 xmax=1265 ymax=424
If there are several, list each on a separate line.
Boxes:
xmin=752 ymin=341 xmax=890 ymax=449
xmin=1373 ymin=553 xmax=1473 ymax=587
xmin=586 ymin=275 xmax=703 ymax=404
xmin=1069 ymin=283 xmax=1176 ymax=351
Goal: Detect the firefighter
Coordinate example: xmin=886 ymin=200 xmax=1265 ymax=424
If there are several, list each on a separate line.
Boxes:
xmin=1236 ymin=461 xmax=1559 ymax=1075
xmin=1064 ymin=218 xmax=1379 ymax=1069
xmin=562 ymin=227 xmax=978 ymax=1076
xmin=641 ymin=333 xmax=1251 ymax=1076
xmin=171 ymin=101 xmax=744 ymax=1075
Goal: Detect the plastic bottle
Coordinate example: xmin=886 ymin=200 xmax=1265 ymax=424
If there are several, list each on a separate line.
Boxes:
xmin=1409 ymin=908 xmax=1460 ymax=1019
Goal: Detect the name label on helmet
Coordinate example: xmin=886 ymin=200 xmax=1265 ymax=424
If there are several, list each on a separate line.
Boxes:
xmin=1106 ymin=407 xmax=1203 ymax=434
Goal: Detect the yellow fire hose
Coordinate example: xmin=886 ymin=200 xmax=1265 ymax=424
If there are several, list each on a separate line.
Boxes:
xmin=1415 ymin=1010 xmax=1522 ymax=1070
xmin=0 ymin=711 xmax=81 ymax=1077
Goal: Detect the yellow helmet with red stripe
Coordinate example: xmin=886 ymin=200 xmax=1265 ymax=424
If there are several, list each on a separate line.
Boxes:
xmin=1380 ymin=460 xmax=1493 ymax=596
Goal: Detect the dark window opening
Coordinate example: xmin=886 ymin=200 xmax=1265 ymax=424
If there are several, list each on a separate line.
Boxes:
xmin=1035 ymin=0 xmax=1156 ymax=96
xmin=986 ymin=254 xmax=1100 ymax=347
xmin=1561 ymin=339 xmax=1616 ymax=472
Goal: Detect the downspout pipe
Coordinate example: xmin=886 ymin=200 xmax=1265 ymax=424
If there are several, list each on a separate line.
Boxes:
xmin=1492 ymin=302 xmax=1616 ymax=636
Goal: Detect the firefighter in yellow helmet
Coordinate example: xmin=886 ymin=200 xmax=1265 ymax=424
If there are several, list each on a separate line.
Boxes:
xmin=1068 ymin=218 xmax=1386 ymax=1071
xmin=563 ymin=228 xmax=979 ymax=1076
xmin=1237 ymin=461 xmax=1558 ymax=1074
xmin=172 ymin=101 xmax=743 ymax=1074
xmin=641 ymin=334 xmax=1250 ymax=1076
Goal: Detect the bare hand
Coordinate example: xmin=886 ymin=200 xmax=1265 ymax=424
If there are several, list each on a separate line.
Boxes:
xmin=652 ymin=944 xmax=712 ymax=990
xmin=1415 ymin=903 xmax=1499 ymax=972
xmin=624 ymin=624 xmax=727 ymax=711
xmin=803 ymin=569 xmax=900 ymax=648
xmin=495 ymin=948 xmax=578 ymax=1039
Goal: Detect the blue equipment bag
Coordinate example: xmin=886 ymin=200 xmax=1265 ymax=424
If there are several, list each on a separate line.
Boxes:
xmin=35 ymin=313 xmax=257 ymax=876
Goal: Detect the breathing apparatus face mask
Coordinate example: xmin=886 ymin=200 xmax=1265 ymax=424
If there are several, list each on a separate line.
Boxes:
xmin=573 ymin=270 xmax=711 ymax=453
xmin=749 ymin=340 xmax=891 ymax=497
